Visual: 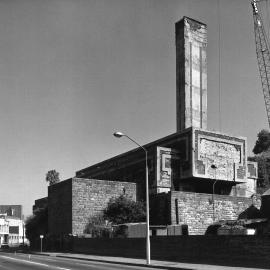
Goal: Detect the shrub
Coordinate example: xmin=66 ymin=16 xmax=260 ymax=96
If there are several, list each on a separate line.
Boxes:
xmin=103 ymin=194 xmax=146 ymax=225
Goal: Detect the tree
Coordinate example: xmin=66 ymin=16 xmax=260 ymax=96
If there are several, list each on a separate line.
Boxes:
xmin=25 ymin=206 xmax=48 ymax=245
xmin=103 ymin=195 xmax=146 ymax=225
xmin=250 ymin=154 xmax=270 ymax=193
xmin=253 ymin=129 xmax=270 ymax=154
xmin=46 ymin=170 xmax=60 ymax=185
xmin=251 ymin=129 xmax=270 ymax=193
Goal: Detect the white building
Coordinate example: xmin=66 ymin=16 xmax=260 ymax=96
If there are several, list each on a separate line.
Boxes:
xmin=0 ymin=216 xmax=9 ymax=245
xmin=0 ymin=214 xmax=27 ymax=247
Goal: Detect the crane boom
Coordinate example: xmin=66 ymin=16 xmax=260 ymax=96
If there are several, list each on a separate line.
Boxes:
xmin=252 ymin=0 xmax=270 ymax=127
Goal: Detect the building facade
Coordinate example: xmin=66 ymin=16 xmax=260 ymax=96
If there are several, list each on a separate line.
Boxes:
xmin=0 ymin=217 xmax=9 ymax=246
xmin=35 ymin=16 xmax=260 ymax=236
xmin=73 ymin=17 xmax=259 ymax=234
xmin=0 ymin=205 xmax=26 ymax=247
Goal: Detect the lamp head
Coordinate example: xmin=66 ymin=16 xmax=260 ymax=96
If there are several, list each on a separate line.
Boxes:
xmin=113 ymin=131 xmax=125 ymax=138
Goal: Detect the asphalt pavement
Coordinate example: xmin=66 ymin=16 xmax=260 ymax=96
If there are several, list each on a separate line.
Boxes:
xmin=0 ymin=252 xmax=169 ymax=270
xmin=0 ymin=251 xmax=269 ymax=270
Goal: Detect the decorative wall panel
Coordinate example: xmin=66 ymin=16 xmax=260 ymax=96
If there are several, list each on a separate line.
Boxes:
xmin=194 ymin=129 xmax=247 ymax=182
xmin=247 ymin=161 xmax=258 ymax=179
xmin=155 ymin=147 xmax=180 ymax=193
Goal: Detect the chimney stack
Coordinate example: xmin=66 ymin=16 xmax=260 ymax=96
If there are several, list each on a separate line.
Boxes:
xmin=176 ymin=17 xmax=207 ymax=131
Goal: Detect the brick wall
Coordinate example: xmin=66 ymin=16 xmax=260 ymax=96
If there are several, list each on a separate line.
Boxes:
xmin=48 ymin=179 xmax=72 ymax=235
xmin=48 ymin=178 xmax=136 ymax=236
xmin=171 ymin=191 xmax=253 ymax=234
xmin=48 ymin=179 xmax=255 ymax=236
xmin=72 ymin=178 xmax=136 ymax=235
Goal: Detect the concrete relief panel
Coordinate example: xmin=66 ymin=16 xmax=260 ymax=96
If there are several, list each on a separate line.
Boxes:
xmin=155 ymin=147 xmax=180 ymax=194
xmin=247 ymin=161 xmax=258 ymax=179
xmin=234 ymin=161 xmax=257 ymax=197
xmin=194 ymin=129 xmax=247 ymax=182
xmin=199 ymin=139 xmax=240 ymax=180
xmin=234 ymin=178 xmax=257 ymax=197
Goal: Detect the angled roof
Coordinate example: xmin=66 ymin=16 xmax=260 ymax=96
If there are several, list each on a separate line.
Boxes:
xmin=262 ymin=188 xmax=270 ymax=196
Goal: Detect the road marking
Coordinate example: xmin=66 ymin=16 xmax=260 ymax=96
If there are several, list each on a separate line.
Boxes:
xmin=0 ymin=255 xmax=71 ymax=270
xmin=0 ymin=255 xmax=50 ymax=267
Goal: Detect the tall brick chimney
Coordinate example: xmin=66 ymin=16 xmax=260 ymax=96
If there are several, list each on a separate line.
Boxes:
xmin=176 ymin=17 xmax=207 ymax=132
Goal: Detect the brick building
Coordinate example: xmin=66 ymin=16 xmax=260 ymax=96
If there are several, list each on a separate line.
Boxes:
xmin=48 ymin=178 xmax=136 ymax=235
xmin=34 ymin=16 xmax=260 ymax=236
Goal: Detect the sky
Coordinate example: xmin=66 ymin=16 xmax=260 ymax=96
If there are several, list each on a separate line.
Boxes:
xmin=0 ymin=0 xmax=268 ymax=217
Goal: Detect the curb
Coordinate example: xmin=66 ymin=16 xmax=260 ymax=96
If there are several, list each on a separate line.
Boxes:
xmin=31 ymin=252 xmax=187 ymax=269
xmin=56 ymin=254 xmax=190 ymax=270
xmin=32 ymin=252 xmax=50 ymax=257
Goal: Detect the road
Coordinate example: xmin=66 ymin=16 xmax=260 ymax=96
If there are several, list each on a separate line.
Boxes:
xmin=0 ymin=252 xmax=171 ymax=270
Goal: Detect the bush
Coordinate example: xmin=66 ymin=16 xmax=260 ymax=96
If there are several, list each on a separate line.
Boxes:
xmin=103 ymin=195 xmax=146 ymax=225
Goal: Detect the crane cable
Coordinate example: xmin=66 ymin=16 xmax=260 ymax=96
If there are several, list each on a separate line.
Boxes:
xmin=266 ymin=0 xmax=270 ymax=41
xmin=217 ymin=0 xmax=222 ymax=131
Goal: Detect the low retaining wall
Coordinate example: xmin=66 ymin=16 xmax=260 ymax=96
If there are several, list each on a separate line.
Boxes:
xmin=72 ymin=236 xmax=270 ymax=268
xmin=171 ymin=191 xmax=253 ymax=234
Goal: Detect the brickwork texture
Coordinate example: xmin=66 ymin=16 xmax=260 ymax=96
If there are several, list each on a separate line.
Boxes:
xmin=171 ymin=191 xmax=253 ymax=234
xmin=48 ymin=178 xmax=136 ymax=236
xmin=72 ymin=178 xmax=136 ymax=235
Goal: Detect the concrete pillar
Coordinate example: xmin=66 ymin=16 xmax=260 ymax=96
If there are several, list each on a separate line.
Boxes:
xmin=176 ymin=17 xmax=207 ymax=131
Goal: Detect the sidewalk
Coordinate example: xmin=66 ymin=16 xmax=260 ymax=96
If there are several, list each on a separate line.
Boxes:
xmin=34 ymin=252 xmax=270 ymax=270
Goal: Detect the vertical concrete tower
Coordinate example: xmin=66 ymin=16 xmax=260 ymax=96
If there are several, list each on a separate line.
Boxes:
xmin=176 ymin=17 xmax=207 ymax=132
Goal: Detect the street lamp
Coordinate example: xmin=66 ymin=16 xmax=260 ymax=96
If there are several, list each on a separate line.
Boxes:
xmin=211 ymin=164 xmax=218 ymax=222
xmin=113 ymin=131 xmax=151 ymax=265
xmin=40 ymin=235 xmax=44 ymax=253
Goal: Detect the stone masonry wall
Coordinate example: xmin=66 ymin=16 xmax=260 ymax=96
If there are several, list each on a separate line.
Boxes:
xmin=72 ymin=178 xmax=136 ymax=235
xmin=48 ymin=179 xmax=72 ymax=235
xmin=171 ymin=191 xmax=253 ymax=235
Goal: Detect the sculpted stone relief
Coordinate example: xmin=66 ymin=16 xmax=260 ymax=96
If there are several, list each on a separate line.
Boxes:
xmin=199 ymin=139 xmax=241 ymax=181
xmin=156 ymin=147 xmax=180 ymax=192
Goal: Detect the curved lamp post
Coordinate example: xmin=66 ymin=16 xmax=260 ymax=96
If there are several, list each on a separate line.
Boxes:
xmin=113 ymin=131 xmax=151 ymax=265
xmin=211 ymin=164 xmax=218 ymax=222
